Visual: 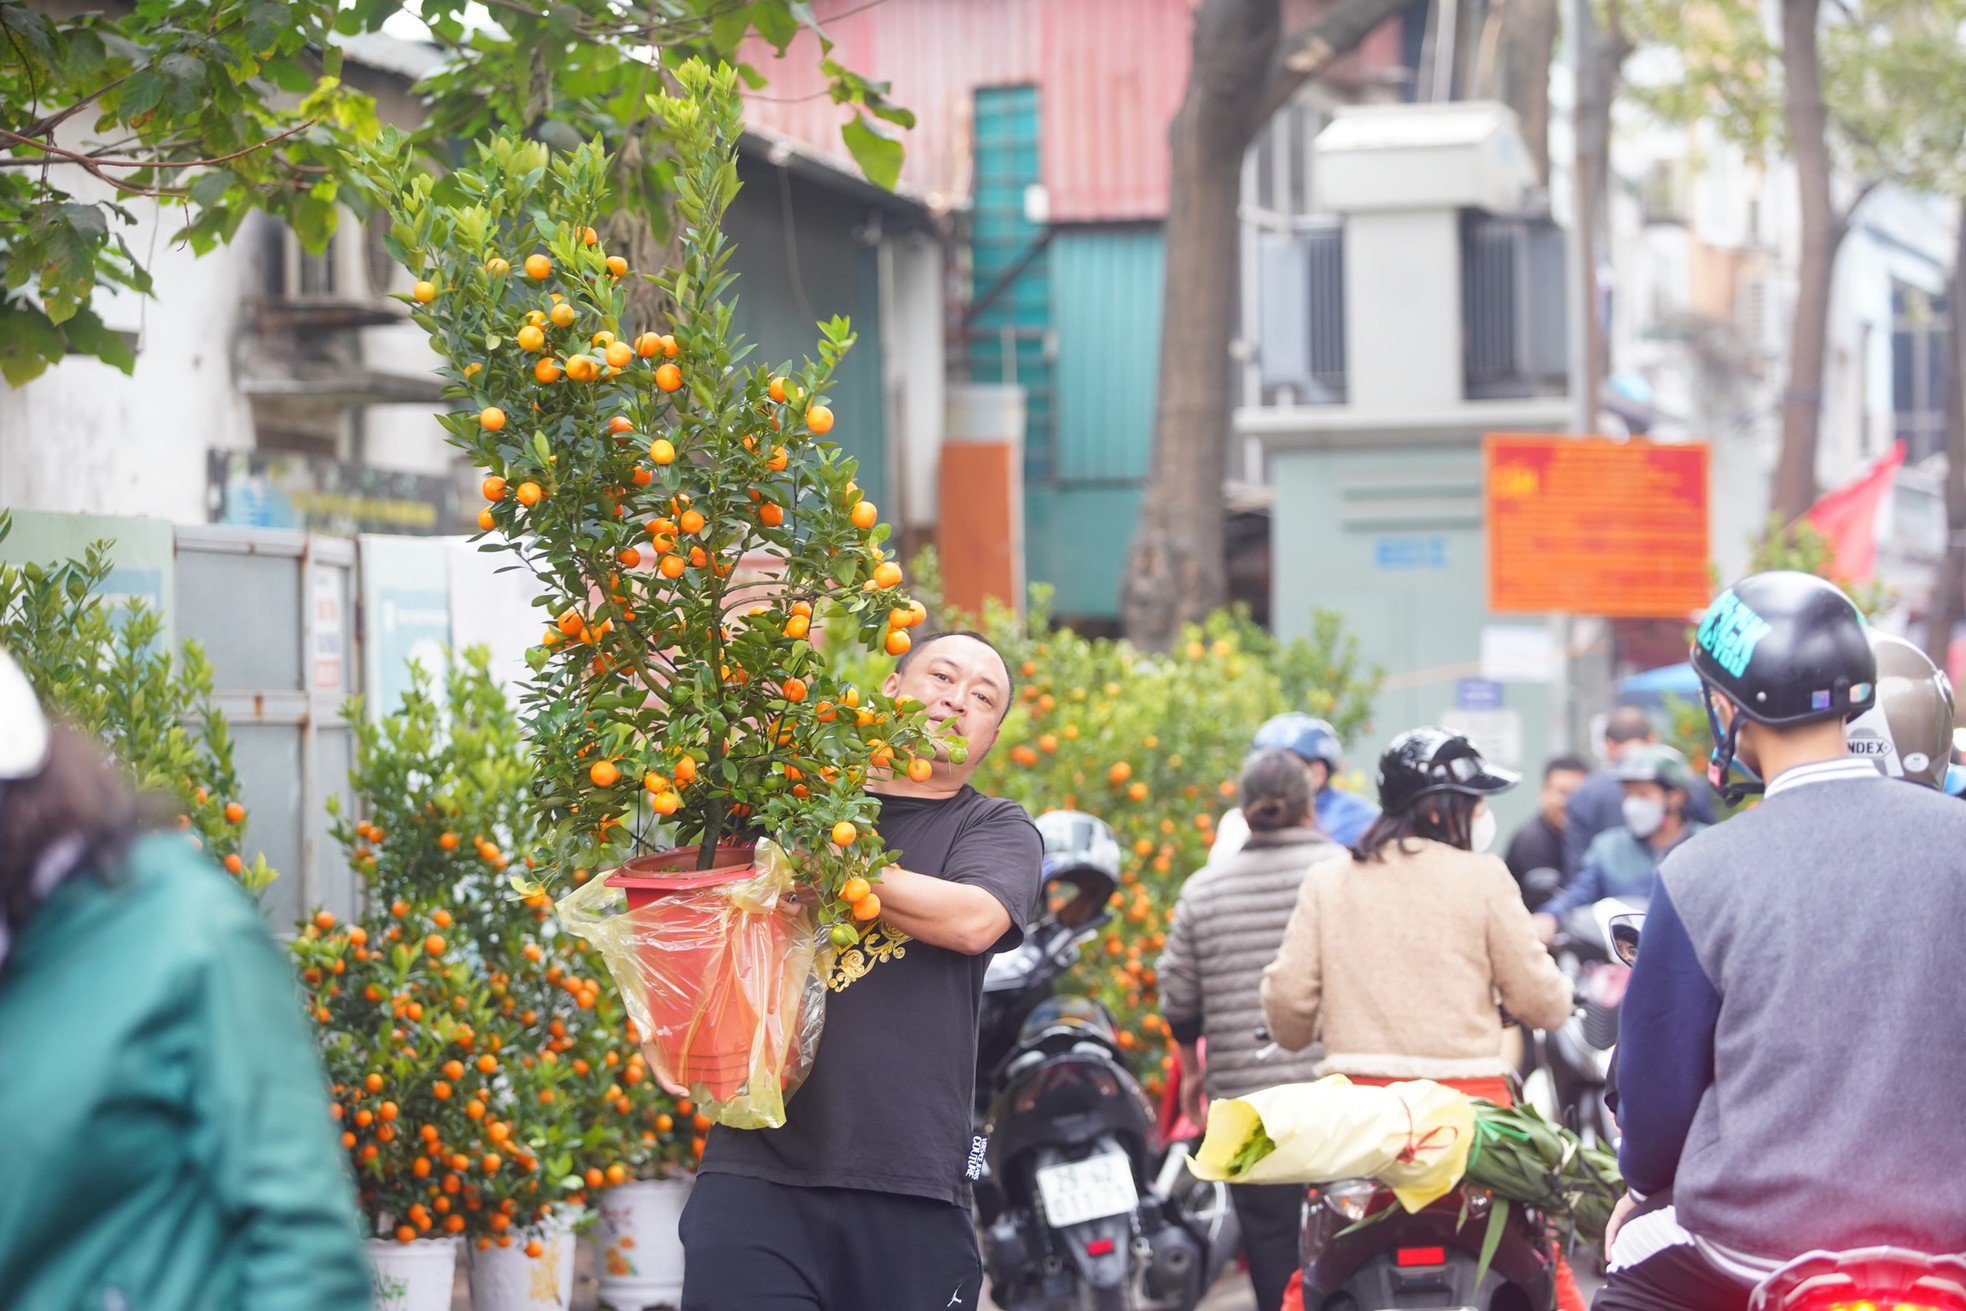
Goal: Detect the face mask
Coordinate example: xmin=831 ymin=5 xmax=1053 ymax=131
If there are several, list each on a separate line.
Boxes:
xmin=1469 ymin=807 xmax=1497 ymax=854
xmin=1622 ymin=796 xmax=1666 ymax=839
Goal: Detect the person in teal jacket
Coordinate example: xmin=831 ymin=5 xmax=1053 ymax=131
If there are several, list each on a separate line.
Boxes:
xmin=0 ymin=645 xmax=369 ymax=1310
xmin=1534 ymin=743 xmax=1707 ymax=937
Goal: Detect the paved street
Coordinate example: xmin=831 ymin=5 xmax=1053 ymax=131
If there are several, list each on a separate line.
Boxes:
xmin=983 ymin=1269 xmax=1257 ymax=1311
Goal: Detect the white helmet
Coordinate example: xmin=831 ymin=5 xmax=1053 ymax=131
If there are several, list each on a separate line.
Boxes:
xmin=0 ymin=645 xmax=51 ymax=782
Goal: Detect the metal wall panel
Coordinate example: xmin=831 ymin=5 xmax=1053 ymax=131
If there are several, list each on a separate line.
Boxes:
xmin=739 ymin=0 xmax=1191 ymax=222
xmin=1025 ymin=483 xmax=1143 ymax=622
xmin=967 ymin=85 xmax=1055 ymax=479
xmin=1034 ymin=0 xmax=1193 ymax=221
xmin=1049 ymin=228 xmax=1164 ymax=482
xmin=739 ymin=0 xmax=1407 ymax=222
xmin=723 ymin=152 xmax=890 ymax=505
xmin=174 ymin=525 xmax=357 ymax=927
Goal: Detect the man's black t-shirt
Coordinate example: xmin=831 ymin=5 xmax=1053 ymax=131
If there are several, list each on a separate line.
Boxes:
xmin=698 ymin=785 xmax=1042 ymax=1208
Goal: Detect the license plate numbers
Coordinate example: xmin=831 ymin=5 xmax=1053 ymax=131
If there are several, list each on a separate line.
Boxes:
xmin=1035 ymin=1153 xmax=1138 ymax=1228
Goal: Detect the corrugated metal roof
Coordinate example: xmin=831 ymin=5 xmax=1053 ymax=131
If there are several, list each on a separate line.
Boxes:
xmin=1035 ymin=0 xmax=1192 ymax=221
xmin=740 ymin=0 xmax=1194 ymax=222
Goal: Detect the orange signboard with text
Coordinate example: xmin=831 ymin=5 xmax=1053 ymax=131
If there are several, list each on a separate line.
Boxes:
xmin=1485 ymin=434 xmax=1710 ymax=618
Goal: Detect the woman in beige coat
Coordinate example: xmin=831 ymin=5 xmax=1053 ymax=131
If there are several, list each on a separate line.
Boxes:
xmin=1261 ymin=726 xmax=1572 ymax=1096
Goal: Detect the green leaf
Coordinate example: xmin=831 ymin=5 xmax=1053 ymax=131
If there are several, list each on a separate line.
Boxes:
xmin=119 ymin=69 xmax=163 ymax=118
xmin=840 ymin=116 xmax=903 ymax=191
xmin=60 ymin=309 xmax=136 ymax=374
xmin=245 ymin=1 xmax=290 ymax=52
xmin=58 ymin=202 xmax=108 ymax=241
xmin=1473 ymin=1196 xmax=1508 ymax=1292
xmin=189 ymin=169 xmax=236 ymax=209
xmin=751 ymin=1 xmax=801 ymax=52
xmin=289 ymin=195 xmax=337 ymax=253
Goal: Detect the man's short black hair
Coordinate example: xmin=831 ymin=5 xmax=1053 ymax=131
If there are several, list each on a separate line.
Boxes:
xmin=1544 ymin=753 xmax=1592 ymax=780
xmin=1605 ymin=707 xmax=1656 ymax=745
xmin=893 ymin=629 xmax=1015 ymax=719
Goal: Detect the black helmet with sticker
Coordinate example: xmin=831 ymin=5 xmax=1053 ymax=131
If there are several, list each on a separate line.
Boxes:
xmin=1690 ymin=572 xmax=1876 ymax=802
xmin=1690 ymin=572 xmax=1876 ymax=725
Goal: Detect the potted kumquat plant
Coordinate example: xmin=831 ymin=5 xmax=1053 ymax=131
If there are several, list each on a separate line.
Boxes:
xmin=354 ymin=59 xmax=943 ymax=1129
xmin=314 ymin=651 xmax=691 ymax=1311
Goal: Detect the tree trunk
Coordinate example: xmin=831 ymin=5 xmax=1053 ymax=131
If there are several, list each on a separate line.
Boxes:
xmin=1771 ymin=0 xmax=1843 ymax=522
xmin=1570 ymin=0 xmax=1631 ymax=431
xmin=1122 ymin=0 xmax=1414 ymax=648
xmin=1923 ymin=199 xmax=1966 ymax=673
xmin=1497 ymin=0 xmax=1560 ymax=185
xmin=1120 ymin=0 xmax=1279 ymax=651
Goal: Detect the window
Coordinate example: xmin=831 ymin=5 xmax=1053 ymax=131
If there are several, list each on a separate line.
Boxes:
xmin=1892 ymin=282 xmax=1950 ymax=464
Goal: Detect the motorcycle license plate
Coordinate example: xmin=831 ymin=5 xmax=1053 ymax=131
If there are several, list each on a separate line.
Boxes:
xmin=1036 ymin=1153 xmax=1138 ymax=1228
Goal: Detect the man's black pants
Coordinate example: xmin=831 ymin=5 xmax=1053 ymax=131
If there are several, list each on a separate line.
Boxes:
xmin=1592 ymin=1194 xmax=1752 ymax=1311
xmin=1229 ymin=1182 xmax=1305 ymax=1311
xmin=680 ymin=1171 xmax=983 ymax=1310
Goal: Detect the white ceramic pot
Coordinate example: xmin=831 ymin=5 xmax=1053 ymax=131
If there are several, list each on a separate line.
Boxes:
xmin=366 ymin=1236 xmax=459 ymax=1311
xmin=467 ymin=1217 xmax=579 ymax=1311
xmin=593 ymin=1178 xmax=693 ymax=1310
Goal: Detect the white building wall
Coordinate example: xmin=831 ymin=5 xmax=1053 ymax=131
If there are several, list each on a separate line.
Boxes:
xmin=0 ymin=196 xmax=263 ymax=524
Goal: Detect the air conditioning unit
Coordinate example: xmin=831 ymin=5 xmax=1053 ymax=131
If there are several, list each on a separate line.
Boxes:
xmin=1461 ymin=212 xmax=1569 ymax=400
xmin=1256 ymin=223 xmax=1346 ymax=404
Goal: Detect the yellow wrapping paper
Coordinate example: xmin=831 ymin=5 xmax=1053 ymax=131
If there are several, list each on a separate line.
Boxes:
xmin=1189 ymin=1075 xmax=1477 ymax=1211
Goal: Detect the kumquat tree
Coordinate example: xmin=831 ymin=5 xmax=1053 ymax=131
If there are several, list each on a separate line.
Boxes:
xmin=298 ymin=651 xmax=696 ymax=1256
xmin=0 ymin=513 xmax=274 ymax=895
xmin=351 ymin=59 xmax=941 ymax=945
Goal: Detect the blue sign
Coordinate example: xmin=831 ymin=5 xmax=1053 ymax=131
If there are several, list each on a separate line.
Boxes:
xmin=1457 ymin=678 xmax=1505 ymax=711
xmin=1373 ymin=535 xmax=1448 ymax=571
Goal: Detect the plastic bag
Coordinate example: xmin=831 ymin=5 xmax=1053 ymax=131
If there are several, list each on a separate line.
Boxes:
xmin=557 ymin=839 xmax=829 ymax=1130
xmin=1189 ymin=1075 xmax=1476 ymax=1211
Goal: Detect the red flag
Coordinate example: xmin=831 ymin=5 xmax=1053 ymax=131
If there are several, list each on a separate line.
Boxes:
xmin=1806 ymin=441 xmax=1905 ymax=584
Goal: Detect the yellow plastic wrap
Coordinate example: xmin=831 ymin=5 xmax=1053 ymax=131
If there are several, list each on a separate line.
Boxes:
xmin=557 ymin=839 xmax=829 ymax=1130
xmin=1189 ymin=1075 xmax=1476 ymax=1211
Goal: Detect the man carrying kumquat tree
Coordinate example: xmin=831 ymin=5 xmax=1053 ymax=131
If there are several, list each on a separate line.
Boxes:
xmin=682 ymin=630 xmax=1042 ymax=1311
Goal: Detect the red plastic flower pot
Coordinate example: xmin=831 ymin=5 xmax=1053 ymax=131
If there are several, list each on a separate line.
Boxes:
xmin=606 ymin=845 xmax=799 ymax=1103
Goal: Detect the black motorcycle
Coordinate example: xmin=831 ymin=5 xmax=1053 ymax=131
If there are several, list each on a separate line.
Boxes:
xmin=1296 ymin=1175 xmax=1560 ymax=1311
xmin=974 ymin=864 xmax=1237 ymax=1311
xmin=1528 ymin=895 xmax=1642 ymax=1150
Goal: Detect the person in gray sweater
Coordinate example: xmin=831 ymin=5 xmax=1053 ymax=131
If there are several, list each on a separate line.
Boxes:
xmin=1602 ymin=572 xmax=1966 ymax=1311
xmin=1158 ymin=750 xmax=1337 ymax=1311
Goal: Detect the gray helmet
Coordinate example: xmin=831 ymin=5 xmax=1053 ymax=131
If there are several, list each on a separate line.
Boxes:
xmin=1034 ymin=809 xmax=1122 ymax=887
xmin=1614 ymin=743 xmax=1693 ymax=792
xmin=1844 ymin=632 xmax=1955 ymax=788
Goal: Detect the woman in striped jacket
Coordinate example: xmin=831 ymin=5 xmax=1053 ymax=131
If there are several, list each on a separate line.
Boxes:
xmin=1157 ymin=749 xmax=1340 ymax=1311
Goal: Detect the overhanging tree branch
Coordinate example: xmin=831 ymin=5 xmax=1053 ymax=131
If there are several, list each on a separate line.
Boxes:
xmin=1259 ymin=0 xmax=1414 ymax=121
xmin=0 ymin=118 xmax=320 ymax=175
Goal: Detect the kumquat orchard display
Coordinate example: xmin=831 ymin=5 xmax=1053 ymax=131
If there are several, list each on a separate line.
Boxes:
xmin=355 ymin=61 xmax=940 ymax=1128
xmin=295 ymin=652 xmax=697 ymax=1306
